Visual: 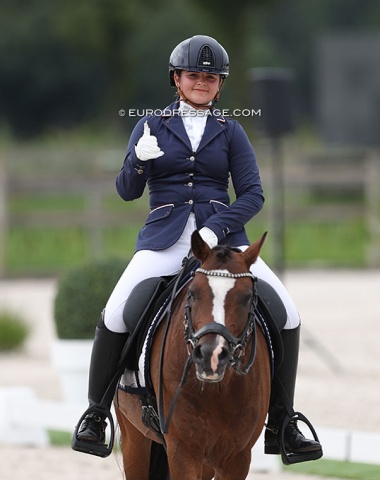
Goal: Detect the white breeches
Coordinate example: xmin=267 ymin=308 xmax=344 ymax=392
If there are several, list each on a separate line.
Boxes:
xmin=104 ymin=215 xmax=300 ymax=333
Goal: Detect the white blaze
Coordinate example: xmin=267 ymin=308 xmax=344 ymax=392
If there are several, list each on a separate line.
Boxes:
xmin=208 ymin=273 xmax=236 ymax=326
xmin=207 ymin=272 xmax=236 ymax=373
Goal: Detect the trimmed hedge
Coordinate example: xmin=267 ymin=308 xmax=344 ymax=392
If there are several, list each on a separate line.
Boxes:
xmin=0 ymin=311 xmax=30 ymax=351
xmin=54 ymin=257 xmax=127 ymax=339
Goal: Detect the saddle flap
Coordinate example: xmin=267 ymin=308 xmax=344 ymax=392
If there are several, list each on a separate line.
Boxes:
xmin=257 ymin=279 xmax=287 ymax=331
xmin=123 ymin=277 xmax=167 ymax=331
xmin=122 ymin=277 xmax=168 ymax=371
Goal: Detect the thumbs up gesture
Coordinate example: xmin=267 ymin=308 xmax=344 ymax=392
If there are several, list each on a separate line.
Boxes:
xmin=135 ymin=121 xmax=164 ymax=161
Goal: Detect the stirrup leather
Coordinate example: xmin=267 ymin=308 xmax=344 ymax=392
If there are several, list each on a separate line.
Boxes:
xmin=72 ymin=405 xmax=115 ymax=458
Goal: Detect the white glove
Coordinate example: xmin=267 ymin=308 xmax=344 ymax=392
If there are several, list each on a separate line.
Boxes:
xmin=199 ymin=227 xmax=218 ymax=248
xmin=135 ymin=121 xmax=164 ymax=161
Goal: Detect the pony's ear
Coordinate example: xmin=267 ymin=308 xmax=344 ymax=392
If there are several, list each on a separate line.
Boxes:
xmin=191 ymin=230 xmax=212 ymax=262
xmin=241 ymin=232 xmax=267 ymax=268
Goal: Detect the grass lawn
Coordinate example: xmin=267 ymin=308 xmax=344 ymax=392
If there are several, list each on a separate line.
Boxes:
xmin=286 ymin=459 xmax=380 ymax=480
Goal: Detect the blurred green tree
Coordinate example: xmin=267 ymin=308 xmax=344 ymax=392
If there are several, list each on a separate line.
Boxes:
xmin=1 ymin=0 xmax=380 ymax=138
xmin=0 ymin=1 xmax=108 ymax=137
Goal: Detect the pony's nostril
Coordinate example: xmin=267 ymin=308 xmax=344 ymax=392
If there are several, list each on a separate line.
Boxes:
xmin=218 ymin=347 xmax=229 ymax=364
xmin=192 ymin=345 xmax=204 ymax=364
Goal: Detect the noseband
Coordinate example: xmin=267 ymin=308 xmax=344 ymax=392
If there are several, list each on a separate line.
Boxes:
xmin=183 ymin=267 xmax=259 ymax=375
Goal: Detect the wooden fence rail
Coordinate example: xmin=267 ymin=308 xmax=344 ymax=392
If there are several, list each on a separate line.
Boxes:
xmin=0 ymin=147 xmax=379 ymax=276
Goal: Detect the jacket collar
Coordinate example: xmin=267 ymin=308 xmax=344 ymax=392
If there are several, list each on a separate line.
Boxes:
xmin=161 ymin=102 xmax=226 ymax=153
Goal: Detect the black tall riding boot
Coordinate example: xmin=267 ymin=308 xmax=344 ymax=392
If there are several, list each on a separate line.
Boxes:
xmin=72 ymin=313 xmax=128 ymax=457
xmin=264 ymin=325 xmax=323 ymax=464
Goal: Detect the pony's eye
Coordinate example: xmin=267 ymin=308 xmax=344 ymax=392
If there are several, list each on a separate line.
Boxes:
xmin=188 ymin=289 xmax=196 ymax=301
xmin=239 ymin=293 xmax=252 ymax=306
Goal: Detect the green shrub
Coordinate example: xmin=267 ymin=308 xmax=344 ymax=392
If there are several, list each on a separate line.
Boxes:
xmin=54 ymin=257 xmax=127 ymax=339
xmin=0 ymin=311 xmax=30 ymax=351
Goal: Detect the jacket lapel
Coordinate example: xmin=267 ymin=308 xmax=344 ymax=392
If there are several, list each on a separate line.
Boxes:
xmin=163 ymin=115 xmax=193 ymax=150
xmin=196 ymin=114 xmax=226 ymax=153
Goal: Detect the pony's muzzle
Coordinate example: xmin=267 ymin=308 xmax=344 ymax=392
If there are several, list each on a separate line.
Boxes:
xmin=192 ymin=338 xmax=229 ymax=383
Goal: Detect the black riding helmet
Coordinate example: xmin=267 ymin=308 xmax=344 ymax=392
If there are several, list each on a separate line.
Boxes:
xmin=169 ymin=35 xmax=229 ymax=87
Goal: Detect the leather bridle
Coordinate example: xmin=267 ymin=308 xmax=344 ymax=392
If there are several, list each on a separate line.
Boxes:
xmin=183 ymin=267 xmax=259 ymax=375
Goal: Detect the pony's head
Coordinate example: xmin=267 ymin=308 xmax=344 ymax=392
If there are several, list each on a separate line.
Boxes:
xmin=184 ymin=230 xmax=267 ymax=383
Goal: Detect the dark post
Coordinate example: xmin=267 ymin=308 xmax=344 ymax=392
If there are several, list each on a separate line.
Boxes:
xmin=0 ymin=154 xmax=6 ymax=278
xmin=249 ymin=68 xmax=296 ymax=278
xmin=270 ymin=136 xmax=285 ymax=276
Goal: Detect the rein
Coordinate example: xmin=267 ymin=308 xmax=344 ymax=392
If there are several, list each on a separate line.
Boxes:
xmin=157 ymin=259 xmax=190 ymax=437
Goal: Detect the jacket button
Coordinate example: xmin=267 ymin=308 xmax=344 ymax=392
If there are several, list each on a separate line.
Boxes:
xmin=188 ymin=200 xmax=193 ymax=204
xmin=188 ymin=182 xmax=193 ymax=187
xmin=189 ymin=156 xmax=195 ymax=161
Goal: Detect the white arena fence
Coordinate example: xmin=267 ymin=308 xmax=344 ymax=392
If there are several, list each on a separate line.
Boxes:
xmin=0 ymin=386 xmax=379 ymax=470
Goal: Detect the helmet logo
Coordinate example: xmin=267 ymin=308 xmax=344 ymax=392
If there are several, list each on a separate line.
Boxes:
xmin=198 ymin=45 xmax=215 ymax=69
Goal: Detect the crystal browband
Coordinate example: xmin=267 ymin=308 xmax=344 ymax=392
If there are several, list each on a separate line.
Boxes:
xmin=195 ymin=268 xmax=256 ymax=280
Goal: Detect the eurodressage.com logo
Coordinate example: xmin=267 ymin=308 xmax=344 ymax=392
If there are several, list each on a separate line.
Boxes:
xmin=118 ymin=108 xmax=262 ymax=118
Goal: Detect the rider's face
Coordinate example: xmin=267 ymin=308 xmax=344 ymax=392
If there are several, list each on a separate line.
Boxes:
xmin=175 ymin=71 xmax=221 ymax=105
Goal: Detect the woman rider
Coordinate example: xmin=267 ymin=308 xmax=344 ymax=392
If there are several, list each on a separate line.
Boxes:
xmin=72 ymin=35 xmax=322 ymax=464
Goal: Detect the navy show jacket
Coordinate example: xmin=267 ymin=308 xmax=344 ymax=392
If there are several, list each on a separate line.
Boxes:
xmin=116 ymin=102 xmax=264 ymax=252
